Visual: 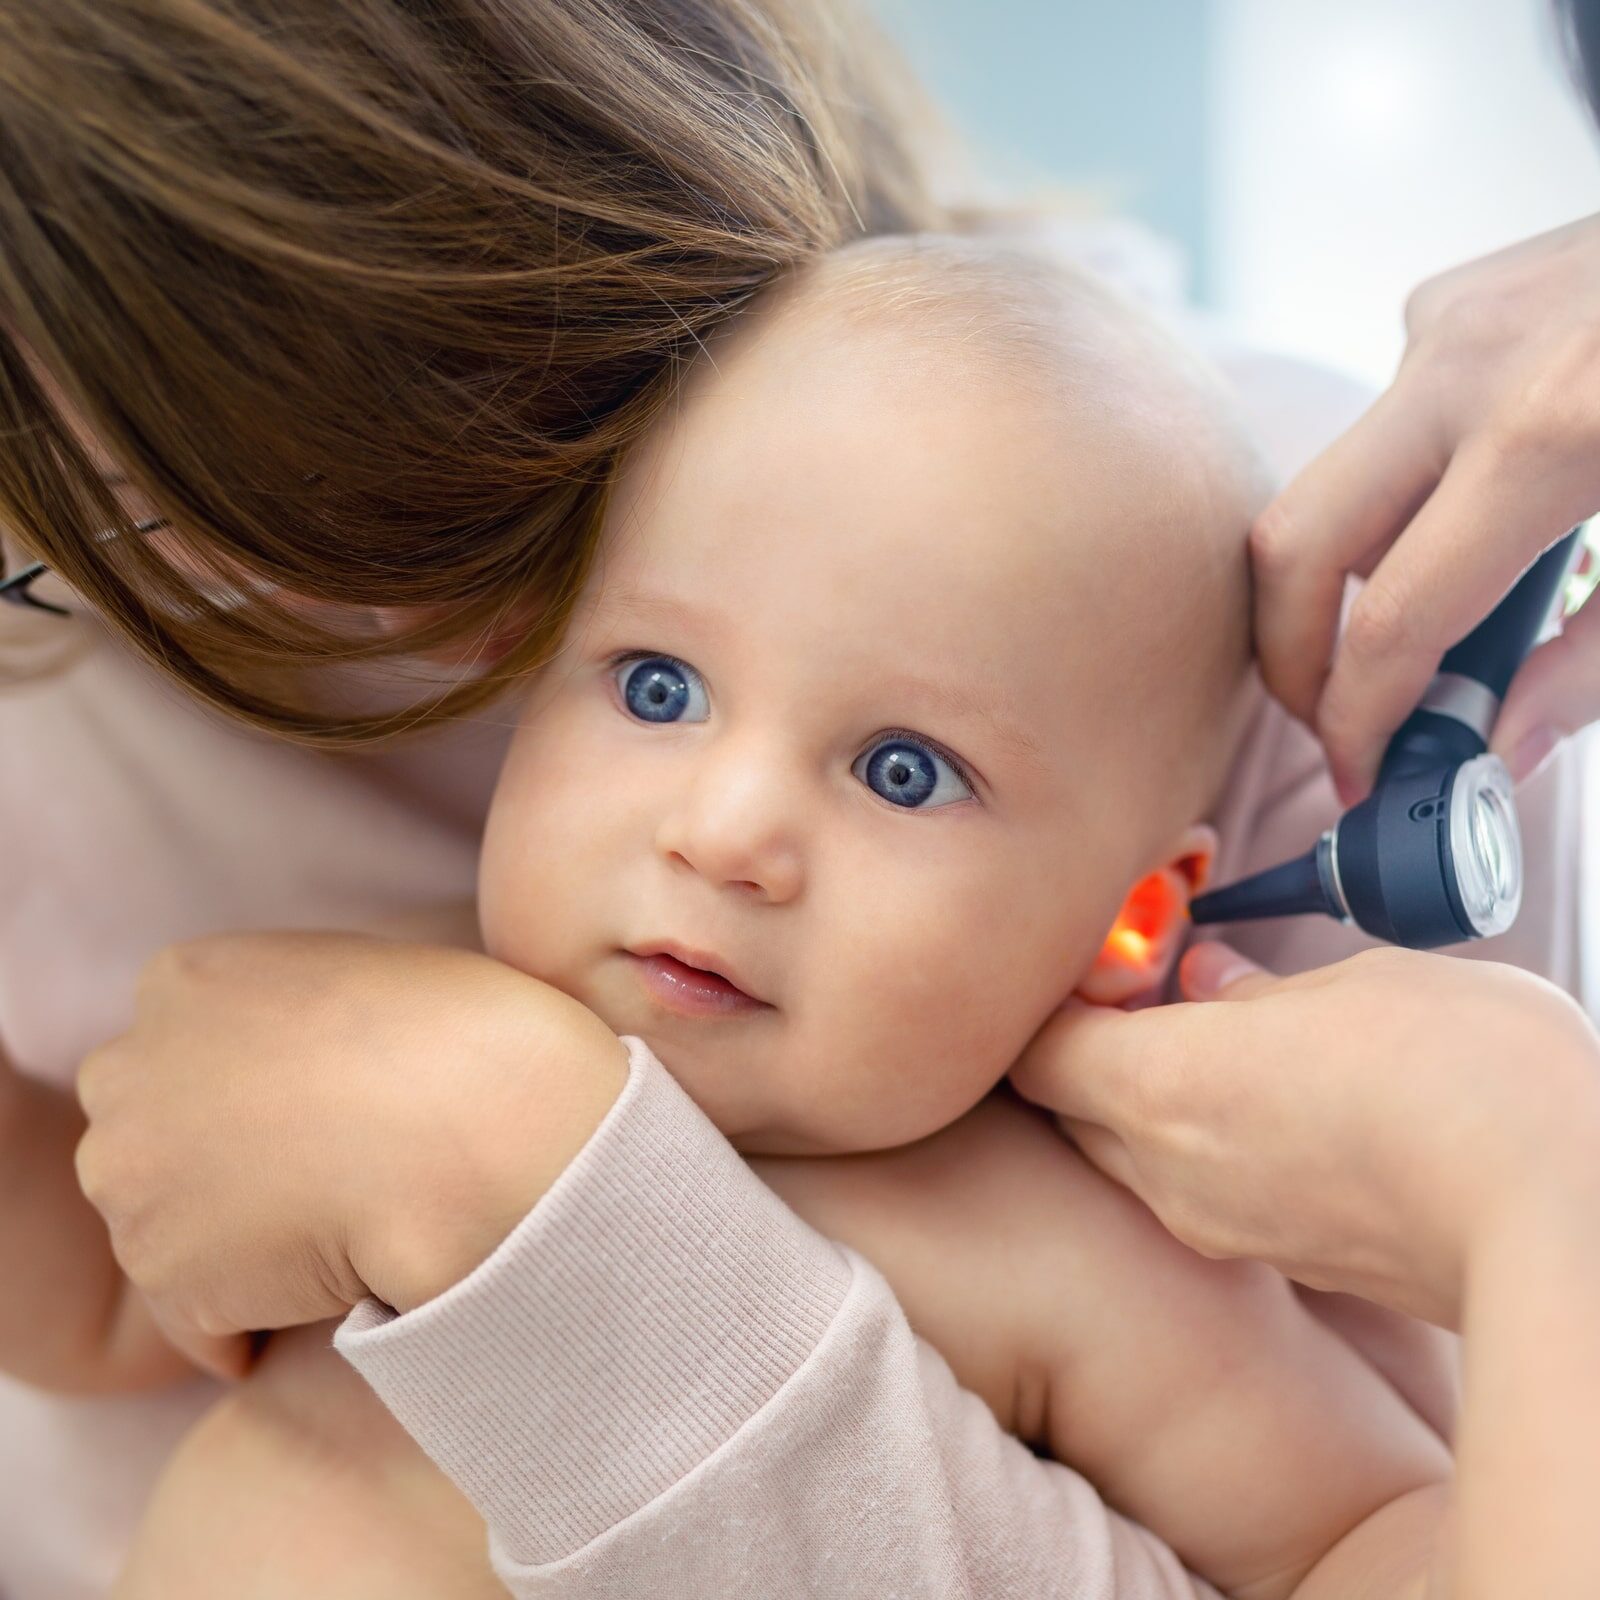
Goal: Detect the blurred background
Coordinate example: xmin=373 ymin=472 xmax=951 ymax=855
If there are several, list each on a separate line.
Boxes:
xmin=883 ymin=0 xmax=1600 ymax=388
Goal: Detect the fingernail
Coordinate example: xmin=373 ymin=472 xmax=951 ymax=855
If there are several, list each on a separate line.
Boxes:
xmin=1506 ymin=725 xmax=1562 ymax=788
xmin=1331 ymin=767 xmax=1370 ymax=810
xmin=1182 ymin=941 xmax=1261 ymax=998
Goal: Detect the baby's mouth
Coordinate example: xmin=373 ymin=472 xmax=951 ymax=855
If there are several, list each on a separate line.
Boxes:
xmin=625 ymin=944 xmax=770 ymax=1019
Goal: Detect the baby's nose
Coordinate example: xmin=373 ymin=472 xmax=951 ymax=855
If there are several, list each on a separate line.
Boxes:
xmin=653 ymin=743 xmax=804 ymax=904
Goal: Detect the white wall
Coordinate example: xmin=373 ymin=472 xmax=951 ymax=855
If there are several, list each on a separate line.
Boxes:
xmin=882 ymin=0 xmax=1212 ymax=293
xmin=1211 ymin=0 xmax=1600 ymax=386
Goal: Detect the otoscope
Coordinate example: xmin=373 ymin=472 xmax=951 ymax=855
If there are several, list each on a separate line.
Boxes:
xmin=1190 ymin=527 xmax=1584 ymax=950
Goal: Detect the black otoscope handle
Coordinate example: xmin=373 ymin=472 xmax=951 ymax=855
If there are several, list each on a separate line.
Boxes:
xmin=1379 ymin=526 xmax=1583 ymax=781
xmin=1437 ymin=527 xmax=1583 ymax=698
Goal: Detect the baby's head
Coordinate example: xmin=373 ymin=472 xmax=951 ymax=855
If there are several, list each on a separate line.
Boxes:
xmin=481 ymin=235 xmax=1268 ymax=1155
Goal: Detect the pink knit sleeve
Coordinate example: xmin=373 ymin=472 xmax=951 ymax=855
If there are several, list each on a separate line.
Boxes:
xmin=336 ymin=1038 xmax=1219 ymax=1600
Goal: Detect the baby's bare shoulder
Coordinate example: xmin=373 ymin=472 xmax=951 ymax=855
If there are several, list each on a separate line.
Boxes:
xmin=752 ymin=1084 xmax=1272 ymax=1328
xmin=749 ymin=1088 xmax=1250 ymax=1441
xmin=760 ymin=1093 xmax=1448 ymax=1600
xmin=751 ymin=1085 xmax=1095 ymax=1221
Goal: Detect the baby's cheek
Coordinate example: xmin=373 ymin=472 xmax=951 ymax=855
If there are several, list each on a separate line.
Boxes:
xmin=479 ymin=763 xmax=599 ymax=969
xmin=866 ymin=888 xmax=1100 ymax=1126
xmin=830 ymin=929 xmax=1035 ymax=1141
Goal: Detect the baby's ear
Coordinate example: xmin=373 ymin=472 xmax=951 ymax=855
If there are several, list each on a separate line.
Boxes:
xmin=1077 ymin=824 xmax=1218 ymax=1007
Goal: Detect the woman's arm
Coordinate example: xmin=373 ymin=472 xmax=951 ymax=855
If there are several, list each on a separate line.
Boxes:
xmin=756 ymin=1091 xmax=1450 ymax=1600
xmin=1011 ymin=941 xmax=1600 ymax=1600
xmin=1449 ymin=1159 xmax=1600 ymax=1598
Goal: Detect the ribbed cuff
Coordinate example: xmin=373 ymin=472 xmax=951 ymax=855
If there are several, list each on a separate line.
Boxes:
xmin=336 ymin=1037 xmax=853 ymax=1567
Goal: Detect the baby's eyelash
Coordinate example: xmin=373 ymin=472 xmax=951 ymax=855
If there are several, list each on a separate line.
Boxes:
xmin=602 ymin=656 xmax=979 ymax=792
xmin=604 ymin=647 xmax=693 ymax=674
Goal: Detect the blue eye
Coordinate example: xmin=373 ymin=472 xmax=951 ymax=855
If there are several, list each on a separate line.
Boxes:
xmin=853 ymin=735 xmax=973 ymax=810
xmin=615 ymin=655 xmax=709 ymax=724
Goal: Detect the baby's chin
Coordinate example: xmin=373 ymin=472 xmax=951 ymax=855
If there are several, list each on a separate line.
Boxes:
xmin=723 ymin=1085 xmax=1021 ymax=1159
xmin=597 ymin=1023 xmax=947 ymax=1157
xmin=481 ymin=928 xmax=1019 ymax=1156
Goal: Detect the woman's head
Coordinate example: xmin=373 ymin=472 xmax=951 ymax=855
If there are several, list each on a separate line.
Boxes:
xmin=0 ymin=0 xmax=940 ymax=738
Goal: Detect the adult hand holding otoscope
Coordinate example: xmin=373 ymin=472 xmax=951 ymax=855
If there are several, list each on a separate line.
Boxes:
xmin=1253 ymin=214 xmax=1600 ymax=810
xmin=1188 ymin=525 xmax=1581 ymax=948
xmin=1191 ymin=216 xmax=1600 ymax=948
xmin=1012 ymin=150 xmax=1600 ymax=1600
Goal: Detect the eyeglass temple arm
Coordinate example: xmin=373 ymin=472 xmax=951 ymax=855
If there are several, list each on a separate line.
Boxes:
xmin=0 ymin=562 xmax=71 ymax=617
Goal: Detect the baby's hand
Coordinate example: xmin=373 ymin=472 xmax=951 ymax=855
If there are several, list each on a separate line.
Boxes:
xmin=77 ymin=933 xmax=630 ymax=1362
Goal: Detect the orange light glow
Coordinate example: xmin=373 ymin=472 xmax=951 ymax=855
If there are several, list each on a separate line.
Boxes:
xmin=1124 ymin=873 xmax=1176 ymax=935
xmin=1099 ymin=868 xmax=1183 ymax=971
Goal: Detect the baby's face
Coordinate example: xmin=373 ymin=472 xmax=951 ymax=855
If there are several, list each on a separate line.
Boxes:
xmin=481 ymin=258 xmax=1250 ymax=1154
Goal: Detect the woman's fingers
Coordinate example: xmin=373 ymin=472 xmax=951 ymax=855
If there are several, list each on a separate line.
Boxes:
xmin=1249 ymin=219 xmax=1600 ymax=798
xmin=1492 ymin=588 xmax=1600 ymax=783
xmin=1052 ymin=1116 xmax=1141 ymax=1194
xmin=1008 ymin=1000 xmax=1145 ymax=1124
xmin=75 ymin=931 xmax=633 ymax=1339
xmin=1251 ymin=381 xmax=1444 ymax=727
xmin=1016 ymin=946 xmax=1600 ymax=1328
xmin=1177 ymin=940 xmax=1274 ymax=1001
xmin=1315 ymin=450 xmax=1591 ymax=799
xmin=1012 ymin=949 xmax=1282 ymax=1125
xmin=1010 ymin=1006 xmax=1177 ymax=1223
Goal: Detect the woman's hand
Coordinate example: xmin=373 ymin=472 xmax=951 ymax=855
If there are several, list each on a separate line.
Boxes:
xmin=75 ymin=932 xmax=628 ymax=1376
xmin=1009 ymin=942 xmax=1600 ymax=1328
xmin=1251 ymin=214 xmax=1600 ymax=802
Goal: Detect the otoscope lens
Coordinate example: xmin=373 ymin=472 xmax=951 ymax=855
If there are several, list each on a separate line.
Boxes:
xmin=1449 ymin=755 xmax=1523 ymax=938
xmin=1473 ymin=787 xmax=1511 ymax=901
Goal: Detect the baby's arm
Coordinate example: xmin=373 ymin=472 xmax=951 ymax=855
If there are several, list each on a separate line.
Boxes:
xmin=0 ymin=1049 xmax=191 ymax=1393
xmin=755 ymin=1089 xmax=1449 ymax=1600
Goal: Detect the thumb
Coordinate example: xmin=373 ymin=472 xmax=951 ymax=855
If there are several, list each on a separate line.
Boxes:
xmin=1055 ymin=1115 xmax=1142 ymax=1195
xmin=1179 ymin=941 xmax=1275 ymax=1002
xmin=149 ymin=1303 xmax=256 ymax=1384
xmin=1491 ymin=590 xmax=1600 ymax=785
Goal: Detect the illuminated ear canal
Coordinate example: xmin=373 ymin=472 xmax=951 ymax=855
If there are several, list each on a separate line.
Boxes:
xmin=1080 ymin=825 xmax=1217 ymax=1005
xmin=1104 ymin=871 xmax=1183 ymax=970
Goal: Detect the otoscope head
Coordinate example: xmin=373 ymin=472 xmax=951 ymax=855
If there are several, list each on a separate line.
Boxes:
xmin=1324 ymin=750 xmax=1521 ymax=946
xmin=1189 ymin=751 xmax=1522 ymax=949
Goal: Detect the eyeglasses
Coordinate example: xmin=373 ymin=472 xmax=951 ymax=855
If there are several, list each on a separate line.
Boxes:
xmin=0 ymin=557 xmax=64 ymax=615
xmin=0 ymin=518 xmax=170 ymax=619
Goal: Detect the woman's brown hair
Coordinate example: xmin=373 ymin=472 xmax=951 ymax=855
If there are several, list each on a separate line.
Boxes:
xmin=0 ymin=0 xmax=942 ymax=739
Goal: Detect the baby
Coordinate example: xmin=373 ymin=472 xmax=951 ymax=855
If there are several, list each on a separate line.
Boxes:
xmin=110 ymin=236 xmax=1459 ymax=1596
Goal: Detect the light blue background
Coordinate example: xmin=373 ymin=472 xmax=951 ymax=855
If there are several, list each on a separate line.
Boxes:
xmin=880 ymin=0 xmax=1213 ymax=300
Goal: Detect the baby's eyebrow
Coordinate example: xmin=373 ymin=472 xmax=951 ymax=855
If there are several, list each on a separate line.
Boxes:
xmin=596 ymin=589 xmax=718 ymax=639
xmin=872 ymin=666 xmax=1046 ymax=771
